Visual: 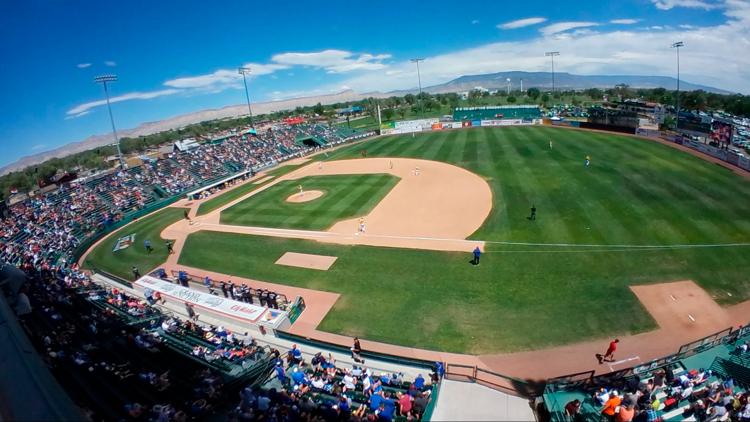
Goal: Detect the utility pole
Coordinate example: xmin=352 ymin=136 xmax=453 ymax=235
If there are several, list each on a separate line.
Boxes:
xmin=411 ymin=58 xmax=425 ymax=118
xmin=94 ymin=74 xmax=125 ymax=169
xmin=238 ymin=67 xmax=255 ymax=129
xmin=671 ymin=42 xmax=684 ymax=131
xmin=545 ymin=51 xmax=560 ymax=94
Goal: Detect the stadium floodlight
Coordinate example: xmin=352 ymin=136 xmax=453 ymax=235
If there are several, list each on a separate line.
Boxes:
xmin=545 ymin=51 xmax=560 ymax=93
xmin=410 ymin=58 xmax=425 ymax=118
xmin=671 ymin=42 xmax=684 ymax=131
xmin=94 ymin=74 xmax=125 ymax=169
xmin=238 ymin=67 xmax=255 ymax=129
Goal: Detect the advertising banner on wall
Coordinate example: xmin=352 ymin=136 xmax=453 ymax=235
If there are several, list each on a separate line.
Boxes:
xmin=711 ymin=121 xmax=733 ymax=144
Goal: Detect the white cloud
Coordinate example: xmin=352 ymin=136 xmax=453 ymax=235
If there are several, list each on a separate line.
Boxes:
xmin=30 ymin=144 xmax=47 ymax=151
xmin=498 ymin=17 xmax=547 ymax=30
xmin=65 ymin=111 xmax=91 ymax=120
xmin=67 ymin=89 xmax=179 ymax=116
xmin=338 ymin=1 xmax=750 ymax=95
xmin=271 ymin=49 xmax=390 ymax=73
xmin=104 ymin=61 xmax=116 ymax=67
xmin=651 ymin=0 xmax=720 ymax=10
xmin=679 ymin=24 xmax=696 ymax=28
xmin=540 ymin=21 xmax=599 ymax=36
xmin=610 ymin=19 xmax=640 ymax=24
xmin=77 ymin=63 xmax=91 ymax=69
xmin=163 ymin=63 xmax=288 ymax=90
xmin=471 ymin=19 xmax=480 ymax=25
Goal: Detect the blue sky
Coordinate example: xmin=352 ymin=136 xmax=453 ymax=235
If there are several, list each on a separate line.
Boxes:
xmin=0 ymin=0 xmax=747 ymax=169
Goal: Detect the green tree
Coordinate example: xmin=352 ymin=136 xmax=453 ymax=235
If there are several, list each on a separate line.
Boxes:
xmin=507 ymin=95 xmax=516 ymax=104
xmin=527 ymin=88 xmax=541 ymax=100
xmin=382 ymin=108 xmax=395 ymax=121
xmin=312 ymin=102 xmax=325 ymax=115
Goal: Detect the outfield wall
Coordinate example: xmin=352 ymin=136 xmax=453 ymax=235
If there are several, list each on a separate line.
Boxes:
xmin=381 ymin=117 xmax=541 ymax=135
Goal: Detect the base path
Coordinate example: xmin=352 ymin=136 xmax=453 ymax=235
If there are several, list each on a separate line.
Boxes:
xmin=162 ymin=157 xmax=492 ymax=253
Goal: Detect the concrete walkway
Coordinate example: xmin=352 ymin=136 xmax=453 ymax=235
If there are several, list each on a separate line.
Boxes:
xmin=431 ymin=379 xmax=535 ymax=421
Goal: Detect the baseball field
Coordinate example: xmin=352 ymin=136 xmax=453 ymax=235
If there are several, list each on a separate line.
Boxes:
xmin=84 ymin=126 xmax=750 ymax=354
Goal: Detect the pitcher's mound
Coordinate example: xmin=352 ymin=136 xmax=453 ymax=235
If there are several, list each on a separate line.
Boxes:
xmin=286 ymin=190 xmax=324 ymax=203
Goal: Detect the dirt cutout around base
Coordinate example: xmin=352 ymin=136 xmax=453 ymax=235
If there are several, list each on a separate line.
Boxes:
xmin=630 ymin=281 xmax=732 ymax=333
xmin=275 ymin=252 xmax=338 ymax=270
xmin=286 ymin=190 xmax=325 ymax=203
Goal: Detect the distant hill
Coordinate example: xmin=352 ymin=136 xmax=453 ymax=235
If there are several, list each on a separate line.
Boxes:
xmin=0 ymin=71 xmax=733 ymax=176
xmin=419 ymin=71 xmax=731 ymax=95
xmin=0 ymin=90 xmax=373 ymax=176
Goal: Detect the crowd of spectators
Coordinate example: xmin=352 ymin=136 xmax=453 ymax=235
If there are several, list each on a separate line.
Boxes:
xmin=231 ymin=341 xmax=437 ymax=422
xmin=5 ymin=259 xmax=435 ymax=421
xmin=158 ymin=269 xmax=289 ymax=310
xmin=564 ymin=362 xmax=750 ymax=422
xmin=0 ymin=123 xmax=355 ymax=276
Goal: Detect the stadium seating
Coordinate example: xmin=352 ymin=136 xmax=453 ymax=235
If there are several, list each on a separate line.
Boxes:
xmin=0 ymin=122 xmax=358 ymax=274
xmin=542 ymin=329 xmax=750 ymax=421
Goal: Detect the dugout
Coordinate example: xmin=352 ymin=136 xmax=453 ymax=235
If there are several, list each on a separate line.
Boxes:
xmin=295 ymin=135 xmax=326 ymax=147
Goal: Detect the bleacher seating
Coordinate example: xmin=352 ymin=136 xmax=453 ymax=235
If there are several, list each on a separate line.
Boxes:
xmin=543 ymin=330 xmax=750 ymax=422
xmin=0 ymin=122 xmax=365 ymax=275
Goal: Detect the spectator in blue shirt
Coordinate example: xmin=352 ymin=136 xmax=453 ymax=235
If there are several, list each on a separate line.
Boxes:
xmin=414 ymin=374 xmax=425 ymax=390
xmin=370 ymin=391 xmax=384 ymax=411
xmin=274 ymin=363 xmax=287 ymax=384
xmin=291 ymin=367 xmax=306 ymax=385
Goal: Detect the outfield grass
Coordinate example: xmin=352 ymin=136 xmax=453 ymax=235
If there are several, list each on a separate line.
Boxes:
xmin=173 ymin=126 xmax=750 ymax=353
xmin=196 ymin=163 xmax=305 ymax=216
xmin=220 ymin=174 xmax=399 ymax=230
xmin=84 ymin=207 xmax=186 ymax=280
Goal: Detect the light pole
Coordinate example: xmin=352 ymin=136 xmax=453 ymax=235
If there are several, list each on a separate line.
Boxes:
xmin=506 ymin=78 xmax=511 ymax=95
xmin=238 ymin=67 xmax=255 ymax=129
xmin=671 ymin=41 xmax=684 ymax=131
xmin=545 ymin=51 xmax=560 ymax=94
xmin=410 ymin=58 xmax=425 ymax=118
xmin=94 ymin=74 xmax=125 ymax=169
xmin=520 ymin=78 xmax=524 ymax=94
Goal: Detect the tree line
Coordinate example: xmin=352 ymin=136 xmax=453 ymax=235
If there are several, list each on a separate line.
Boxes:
xmin=2 ymin=87 xmax=749 ymax=200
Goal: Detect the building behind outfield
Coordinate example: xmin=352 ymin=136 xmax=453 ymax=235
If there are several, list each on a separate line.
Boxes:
xmin=453 ymin=105 xmax=541 ymax=121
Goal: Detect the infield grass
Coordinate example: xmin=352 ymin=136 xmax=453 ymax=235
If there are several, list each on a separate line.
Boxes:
xmin=220 ymin=174 xmax=398 ymax=230
xmin=173 ymin=126 xmax=750 ymax=353
xmin=196 ymin=163 xmax=305 ymax=216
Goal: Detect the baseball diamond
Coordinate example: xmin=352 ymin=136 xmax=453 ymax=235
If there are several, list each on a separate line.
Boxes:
xmin=84 ymin=126 xmax=750 ymax=355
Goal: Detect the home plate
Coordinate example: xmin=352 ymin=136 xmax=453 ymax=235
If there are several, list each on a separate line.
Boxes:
xmin=275 ymin=252 xmax=338 ymax=271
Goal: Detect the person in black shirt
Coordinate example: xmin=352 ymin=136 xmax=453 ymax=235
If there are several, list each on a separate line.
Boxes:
xmin=220 ymin=282 xmax=228 ymax=298
xmin=530 ymin=205 xmax=537 ymax=221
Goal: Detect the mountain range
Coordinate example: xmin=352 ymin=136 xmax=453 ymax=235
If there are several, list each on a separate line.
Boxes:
xmin=0 ymin=71 xmax=731 ymax=176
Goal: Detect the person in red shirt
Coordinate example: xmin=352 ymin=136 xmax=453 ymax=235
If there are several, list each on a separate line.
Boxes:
xmin=601 ymin=339 xmax=620 ymax=363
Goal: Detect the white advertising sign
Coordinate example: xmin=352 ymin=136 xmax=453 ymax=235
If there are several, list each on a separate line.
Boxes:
xmin=135 ymin=276 xmax=281 ymax=323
